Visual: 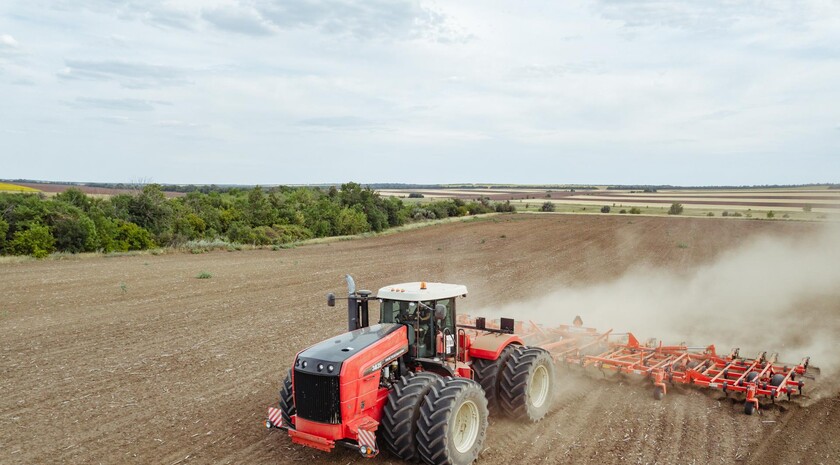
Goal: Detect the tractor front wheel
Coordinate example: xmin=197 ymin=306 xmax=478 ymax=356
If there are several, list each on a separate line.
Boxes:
xmin=279 ymin=369 xmax=296 ymax=427
xmin=499 ymin=347 xmax=555 ymax=422
xmin=380 ymin=372 xmax=441 ymax=461
xmin=417 ymin=377 xmax=489 ymax=465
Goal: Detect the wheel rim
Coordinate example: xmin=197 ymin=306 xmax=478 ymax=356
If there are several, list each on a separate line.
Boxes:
xmin=529 ymin=365 xmax=550 ymax=408
xmin=452 ymin=400 xmax=480 ymax=453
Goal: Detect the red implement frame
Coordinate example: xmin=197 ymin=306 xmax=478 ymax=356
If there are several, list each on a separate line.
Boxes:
xmin=458 ymin=316 xmax=818 ymax=415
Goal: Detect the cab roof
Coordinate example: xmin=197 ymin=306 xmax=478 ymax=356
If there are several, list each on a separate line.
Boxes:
xmin=376 ymin=282 xmax=468 ymax=302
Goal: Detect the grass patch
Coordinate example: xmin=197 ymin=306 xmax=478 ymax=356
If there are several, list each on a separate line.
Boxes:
xmin=677 ymin=243 xmax=689 ymax=249
xmin=196 ymin=271 xmax=212 ymax=279
xmin=181 ymin=239 xmax=238 ymax=254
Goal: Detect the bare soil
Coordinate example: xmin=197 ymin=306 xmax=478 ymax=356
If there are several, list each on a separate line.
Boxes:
xmin=1 ymin=214 xmax=838 ymax=464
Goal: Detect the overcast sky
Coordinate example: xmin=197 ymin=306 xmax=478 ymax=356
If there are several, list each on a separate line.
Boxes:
xmin=1 ymin=1 xmax=839 ymax=185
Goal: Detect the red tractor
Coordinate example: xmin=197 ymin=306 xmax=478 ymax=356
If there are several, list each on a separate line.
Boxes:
xmin=266 ymin=277 xmax=555 ymax=465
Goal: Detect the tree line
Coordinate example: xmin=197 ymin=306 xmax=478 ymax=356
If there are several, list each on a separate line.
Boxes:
xmin=0 ymin=182 xmax=514 ymax=258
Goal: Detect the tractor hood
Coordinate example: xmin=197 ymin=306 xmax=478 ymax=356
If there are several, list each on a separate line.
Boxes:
xmin=295 ymin=323 xmax=402 ymax=375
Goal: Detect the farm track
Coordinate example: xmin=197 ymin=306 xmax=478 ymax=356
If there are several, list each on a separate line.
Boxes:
xmin=1 ymin=214 xmax=838 ymax=464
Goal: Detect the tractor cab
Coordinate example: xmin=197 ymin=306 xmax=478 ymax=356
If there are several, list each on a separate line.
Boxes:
xmin=377 ymin=282 xmax=466 ymax=360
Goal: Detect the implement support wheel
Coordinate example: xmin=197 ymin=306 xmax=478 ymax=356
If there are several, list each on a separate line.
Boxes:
xmin=654 ymin=386 xmax=664 ymax=401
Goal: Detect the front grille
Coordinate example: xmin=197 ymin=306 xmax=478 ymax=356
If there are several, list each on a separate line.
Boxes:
xmin=294 ymin=369 xmax=342 ymax=424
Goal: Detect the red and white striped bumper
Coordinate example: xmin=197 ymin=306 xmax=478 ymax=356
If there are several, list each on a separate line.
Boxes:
xmin=266 ymin=407 xmax=285 ymax=429
xmin=356 ymin=427 xmax=378 ymax=458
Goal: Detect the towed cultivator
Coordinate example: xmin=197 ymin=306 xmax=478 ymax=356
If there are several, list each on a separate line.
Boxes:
xmin=267 ymin=278 xmax=819 ymax=465
xmin=465 ymin=316 xmax=818 ymax=415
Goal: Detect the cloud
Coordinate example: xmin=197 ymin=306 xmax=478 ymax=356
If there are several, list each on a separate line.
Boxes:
xmin=296 ymin=115 xmax=378 ymax=130
xmin=48 ymin=1 xmax=196 ymax=30
xmin=593 ymin=0 xmax=755 ymax=32
xmin=67 ymin=97 xmax=160 ymax=111
xmin=57 ymin=60 xmax=187 ymax=88
xmin=43 ymin=0 xmax=466 ymax=42
xmin=252 ymin=0 xmax=466 ymax=41
xmin=514 ymin=62 xmax=607 ymax=79
xmin=1 ymin=34 xmax=19 ymax=48
xmin=141 ymin=5 xmax=195 ymax=30
xmin=87 ymin=115 xmax=132 ymax=125
xmin=697 ymin=109 xmax=738 ymax=121
xmin=201 ymin=6 xmax=274 ymax=36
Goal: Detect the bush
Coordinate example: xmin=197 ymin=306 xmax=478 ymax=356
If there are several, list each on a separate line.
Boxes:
xmin=540 ymin=202 xmax=555 ymax=212
xmin=629 ymin=207 xmax=641 ymax=214
xmin=802 ymin=205 xmax=812 ymax=212
xmin=706 ymin=212 xmax=714 ymax=217
xmin=766 ymin=211 xmax=775 ymax=218
xmin=407 ymin=192 xmax=424 ymax=199
xmin=722 ymin=211 xmax=729 ymax=217
xmin=600 ymin=206 xmax=611 ymax=213
xmin=8 ymin=224 xmax=56 ymax=258
xmin=731 ymin=212 xmax=743 ymax=217
xmin=50 ymin=209 xmax=97 ymax=253
xmin=0 ymin=218 xmax=8 ymax=251
xmin=668 ymin=203 xmax=684 ymax=215
xmin=337 ymin=207 xmax=369 ymax=235
xmin=494 ymin=201 xmax=516 ymax=213
xmin=619 ymin=209 xmax=627 ymax=214
xmin=270 ymin=224 xmax=314 ymax=244
xmin=114 ymin=221 xmax=155 ymax=251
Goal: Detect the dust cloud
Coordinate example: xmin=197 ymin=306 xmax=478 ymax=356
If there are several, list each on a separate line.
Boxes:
xmin=486 ymin=225 xmax=840 ymax=383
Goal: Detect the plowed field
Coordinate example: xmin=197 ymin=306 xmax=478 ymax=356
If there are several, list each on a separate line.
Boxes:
xmin=2 ymin=214 xmax=838 ymax=464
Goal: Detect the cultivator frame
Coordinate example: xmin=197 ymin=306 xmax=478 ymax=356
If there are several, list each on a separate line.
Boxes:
xmin=457 ymin=316 xmax=818 ymax=415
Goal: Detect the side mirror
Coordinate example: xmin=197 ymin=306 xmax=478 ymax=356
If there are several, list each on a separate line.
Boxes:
xmin=327 ymin=293 xmax=336 ymax=307
xmin=434 ymin=304 xmax=446 ymax=321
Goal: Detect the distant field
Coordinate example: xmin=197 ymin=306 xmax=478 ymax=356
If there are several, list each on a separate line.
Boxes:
xmin=0 ymin=182 xmax=40 ymax=193
xmin=379 ymin=187 xmax=840 ymax=218
xmin=6 ymin=182 xmax=184 ymax=198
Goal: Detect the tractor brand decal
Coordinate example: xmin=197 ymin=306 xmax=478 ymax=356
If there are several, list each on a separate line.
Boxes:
xmin=363 ymin=345 xmax=408 ymax=375
xmin=267 ymin=407 xmax=284 ymax=427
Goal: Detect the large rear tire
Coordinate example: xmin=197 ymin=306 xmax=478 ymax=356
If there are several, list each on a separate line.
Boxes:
xmin=471 ymin=345 xmax=516 ymax=411
xmin=417 ymin=377 xmax=489 ymax=465
xmin=498 ymin=347 xmax=555 ymax=422
xmin=381 ymin=372 xmax=441 ymax=461
xmin=279 ymin=369 xmax=296 ymax=427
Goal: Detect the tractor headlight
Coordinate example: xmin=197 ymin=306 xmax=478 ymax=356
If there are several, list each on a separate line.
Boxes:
xmin=265 ymin=420 xmax=272 ymax=429
xmin=317 ymin=363 xmax=324 ymax=372
xmin=301 ymin=360 xmax=307 ymax=368
xmin=327 ymin=365 xmax=334 ymax=373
